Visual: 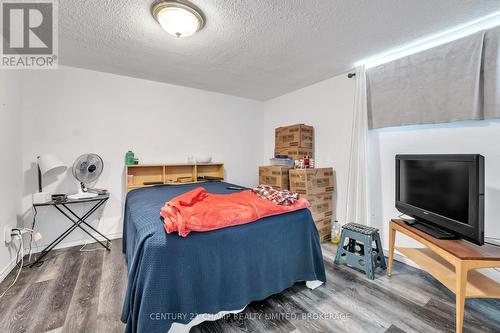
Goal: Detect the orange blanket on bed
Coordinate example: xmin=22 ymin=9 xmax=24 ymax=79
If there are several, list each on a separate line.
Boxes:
xmin=160 ymin=187 xmax=309 ymax=237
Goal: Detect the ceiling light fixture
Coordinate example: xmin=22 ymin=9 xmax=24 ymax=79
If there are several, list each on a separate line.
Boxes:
xmin=152 ymin=1 xmax=204 ymax=38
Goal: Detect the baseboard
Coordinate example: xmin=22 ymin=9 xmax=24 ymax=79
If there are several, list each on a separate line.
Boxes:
xmin=32 ymin=232 xmax=123 ymax=253
xmin=0 ymin=231 xmax=123 ymax=284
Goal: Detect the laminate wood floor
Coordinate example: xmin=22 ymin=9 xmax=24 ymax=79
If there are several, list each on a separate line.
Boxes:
xmin=0 ymin=239 xmax=498 ymax=333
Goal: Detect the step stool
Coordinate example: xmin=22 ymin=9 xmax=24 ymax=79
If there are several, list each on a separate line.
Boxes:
xmin=334 ymin=223 xmax=386 ymax=280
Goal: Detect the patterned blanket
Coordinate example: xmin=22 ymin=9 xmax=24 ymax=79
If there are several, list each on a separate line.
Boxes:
xmin=252 ymin=184 xmax=300 ymax=206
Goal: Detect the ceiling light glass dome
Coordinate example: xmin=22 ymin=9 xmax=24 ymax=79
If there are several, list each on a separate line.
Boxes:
xmin=152 ymin=1 xmax=204 ymax=38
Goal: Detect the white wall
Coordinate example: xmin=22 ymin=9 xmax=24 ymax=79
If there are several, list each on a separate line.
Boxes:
xmin=16 ymin=66 xmax=263 ymax=254
xmin=0 ymin=71 xmax=23 ymax=281
xmin=263 ymin=74 xmax=356 ymax=224
xmin=369 ymin=120 xmax=500 ymax=246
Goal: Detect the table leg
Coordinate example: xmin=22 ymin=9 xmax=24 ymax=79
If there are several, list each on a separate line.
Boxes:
xmin=55 ymin=205 xmax=111 ymax=250
xmin=63 ymin=202 xmax=111 ymax=243
xmin=30 ymin=199 xmax=108 ymax=267
xmin=388 ymin=224 xmax=396 ymax=277
xmin=455 ymin=261 xmax=468 ymax=333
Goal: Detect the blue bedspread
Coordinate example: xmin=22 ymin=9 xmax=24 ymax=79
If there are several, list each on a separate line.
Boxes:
xmin=121 ymin=181 xmax=326 ymax=333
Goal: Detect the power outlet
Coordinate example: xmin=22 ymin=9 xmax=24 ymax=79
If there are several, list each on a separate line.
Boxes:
xmin=4 ymin=225 xmax=12 ymax=243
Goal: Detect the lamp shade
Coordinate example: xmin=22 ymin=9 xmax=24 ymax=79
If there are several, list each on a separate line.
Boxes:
xmin=38 ymin=154 xmax=67 ymax=176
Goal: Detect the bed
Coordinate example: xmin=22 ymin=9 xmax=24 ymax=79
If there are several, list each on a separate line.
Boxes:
xmin=121 ymin=181 xmax=326 ymax=333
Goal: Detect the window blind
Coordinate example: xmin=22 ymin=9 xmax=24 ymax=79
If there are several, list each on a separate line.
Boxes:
xmin=366 ymin=32 xmax=485 ymax=129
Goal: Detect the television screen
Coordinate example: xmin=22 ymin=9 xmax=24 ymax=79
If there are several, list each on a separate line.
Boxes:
xmin=396 ymin=154 xmax=484 ymax=245
xmin=399 ymin=160 xmax=469 ymax=223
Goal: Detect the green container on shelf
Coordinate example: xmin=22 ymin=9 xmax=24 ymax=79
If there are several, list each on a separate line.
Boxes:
xmin=125 ymin=151 xmax=135 ymax=165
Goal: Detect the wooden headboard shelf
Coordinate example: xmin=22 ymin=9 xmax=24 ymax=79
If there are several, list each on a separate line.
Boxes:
xmin=126 ymin=163 xmax=224 ymax=191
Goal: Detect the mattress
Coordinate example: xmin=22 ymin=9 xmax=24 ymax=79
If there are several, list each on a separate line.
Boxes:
xmin=121 ymin=181 xmax=326 ymax=333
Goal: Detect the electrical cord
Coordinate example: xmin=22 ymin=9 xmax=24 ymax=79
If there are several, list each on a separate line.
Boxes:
xmin=0 ymin=231 xmax=24 ymax=299
xmin=33 ymin=239 xmax=39 ymax=260
xmin=80 ymin=240 xmax=107 ymax=252
xmin=28 ymin=205 xmax=38 ymax=263
xmin=14 ymin=228 xmax=38 ymax=268
xmin=14 ymin=204 xmax=40 ymax=268
xmin=31 ymin=205 xmax=37 ymax=230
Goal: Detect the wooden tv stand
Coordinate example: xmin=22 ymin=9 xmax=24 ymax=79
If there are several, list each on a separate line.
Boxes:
xmin=388 ymin=219 xmax=500 ymax=333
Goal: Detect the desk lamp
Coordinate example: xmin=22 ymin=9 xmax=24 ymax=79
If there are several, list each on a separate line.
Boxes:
xmin=33 ymin=154 xmax=67 ymax=204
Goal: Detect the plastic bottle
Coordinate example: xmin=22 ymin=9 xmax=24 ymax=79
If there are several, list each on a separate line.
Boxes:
xmin=125 ymin=151 xmax=135 ymax=165
xmin=331 ymin=220 xmax=341 ymax=245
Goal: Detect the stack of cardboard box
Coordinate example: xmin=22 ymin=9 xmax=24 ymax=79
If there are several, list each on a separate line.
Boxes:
xmin=289 ymin=168 xmax=334 ymax=242
xmin=259 ymin=124 xmax=314 ymax=190
xmin=274 ymin=124 xmax=314 ymax=160
xmin=258 ymin=165 xmax=292 ymax=190
xmin=258 ymin=124 xmax=334 ymax=242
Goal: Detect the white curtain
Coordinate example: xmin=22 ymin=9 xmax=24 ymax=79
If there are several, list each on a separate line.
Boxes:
xmin=344 ymin=66 xmax=370 ymax=225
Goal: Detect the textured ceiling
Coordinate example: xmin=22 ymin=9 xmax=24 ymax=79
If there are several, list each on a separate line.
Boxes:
xmin=59 ymin=0 xmax=500 ymax=100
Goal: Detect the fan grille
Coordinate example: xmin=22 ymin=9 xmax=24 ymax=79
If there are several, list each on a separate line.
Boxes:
xmin=72 ymin=153 xmax=104 ymax=184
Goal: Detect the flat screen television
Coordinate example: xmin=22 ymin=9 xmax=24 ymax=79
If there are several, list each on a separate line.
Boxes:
xmin=395 ymin=154 xmax=484 ymax=245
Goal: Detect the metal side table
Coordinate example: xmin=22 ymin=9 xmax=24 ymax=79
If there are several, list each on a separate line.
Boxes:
xmin=30 ymin=194 xmax=111 ymax=267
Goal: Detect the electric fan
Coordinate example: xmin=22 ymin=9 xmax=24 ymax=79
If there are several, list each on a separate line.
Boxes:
xmin=67 ymin=153 xmax=104 ymax=200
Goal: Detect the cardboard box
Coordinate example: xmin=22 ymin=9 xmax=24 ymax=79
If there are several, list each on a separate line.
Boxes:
xmin=289 ymin=168 xmax=334 ymax=195
xmin=258 ymin=166 xmax=293 ymax=190
xmin=275 ymin=124 xmax=314 ymax=149
xmin=314 ymin=217 xmax=332 ymax=242
xmin=274 ymin=147 xmax=314 ymax=160
xmin=307 ymin=192 xmax=333 ymax=220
